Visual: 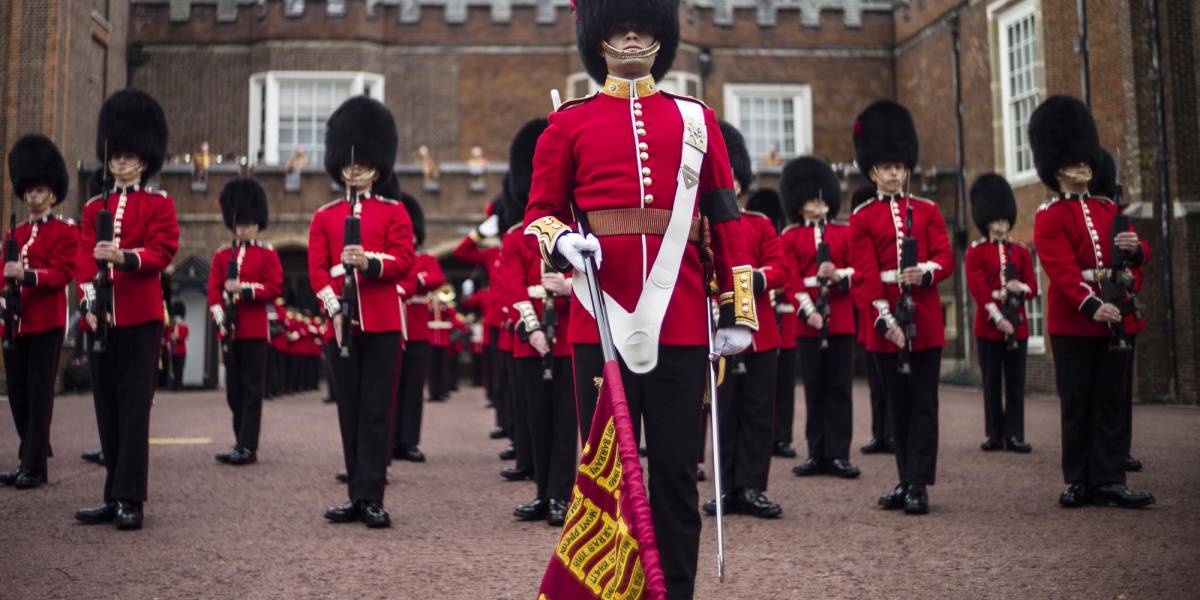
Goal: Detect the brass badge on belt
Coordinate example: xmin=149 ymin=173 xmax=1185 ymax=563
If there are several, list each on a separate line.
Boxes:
xmin=684 ymin=118 xmax=707 ymax=153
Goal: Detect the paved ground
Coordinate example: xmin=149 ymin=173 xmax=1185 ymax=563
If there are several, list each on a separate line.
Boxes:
xmin=0 ymin=381 xmax=1197 ymax=599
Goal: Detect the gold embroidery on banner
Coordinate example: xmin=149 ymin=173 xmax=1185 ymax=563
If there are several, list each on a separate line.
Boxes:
xmin=599 ymin=450 xmax=623 ymax=493
xmin=601 ymin=521 xmax=642 ymax=599
xmin=557 ymin=497 xmax=602 ymax=562
xmin=569 ymin=511 xmax=618 ymax=580
xmin=581 ymin=419 xmax=617 ymax=480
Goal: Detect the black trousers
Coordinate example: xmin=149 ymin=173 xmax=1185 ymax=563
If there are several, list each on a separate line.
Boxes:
xmin=877 ymin=349 xmax=941 ymax=486
xmin=977 ymin=337 xmax=1027 ymax=440
xmin=323 ymin=344 xmax=340 ymax=404
xmin=865 ymin=350 xmax=892 ymax=442
xmin=428 ymin=345 xmax=448 ymax=400
xmin=772 ymin=346 xmax=797 ymax=446
xmin=717 ymin=349 xmax=778 ymax=493
xmin=515 ymin=356 xmax=577 ymax=501
xmin=470 ymin=350 xmax=484 ymax=387
xmin=90 ymin=322 xmax=162 ymax=502
xmin=171 ymin=354 xmax=186 ymax=390
xmin=266 ymin=348 xmax=282 ymax=396
xmin=797 ymin=335 xmax=855 ymax=460
xmin=157 ymin=348 xmax=170 ymax=388
xmin=574 ymin=344 xmax=705 ymax=600
xmin=329 ymin=332 xmax=401 ymax=503
xmin=394 ymin=341 xmax=430 ymax=447
xmin=1050 ymin=335 xmax=1127 ymax=488
xmin=507 ymin=350 xmax=533 ymax=470
xmin=4 ymin=328 xmax=64 ymax=474
xmin=1121 ymin=335 xmax=1137 ymax=458
xmin=224 ymin=340 xmax=267 ymax=451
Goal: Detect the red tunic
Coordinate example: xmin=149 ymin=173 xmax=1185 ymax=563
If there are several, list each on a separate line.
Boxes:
xmin=2 ymin=214 xmax=78 ymax=334
xmin=452 ymin=236 xmax=505 ymax=331
xmin=849 ymin=195 xmax=954 ymax=353
xmin=1033 ymin=194 xmax=1149 ymax=337
xmin=524 ymin=89 xmax=753 ymax=347
xmin=782 ymin=221 xmax=856 ymax=338
xmin=496 ymin=227 xmax=574 ymax=360
xmin=77 ymin=185 xmax=180 ymax=327
xmin=207 ymin=240 xmax=284 ymax=341
xmin=308 ymin=192 xmax=415 ymax=333
xmin=168 ymin=323 xmax=189 ymax=356
xmin=740 ymin=211 xmax=786 ymax=353
xmin=965 ymin=239 xmax=1039 ymax=341
xmin=399 ymin=253 xmax=446 ymax=343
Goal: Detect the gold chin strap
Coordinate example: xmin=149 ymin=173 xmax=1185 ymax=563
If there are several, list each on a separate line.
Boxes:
xmin=340 ymin=166 xmax=378 ymax=189
xmin=109 ymin=160 xmax=145 ymax=180
xmin=602 ymin=40 xmax=662 ymax=61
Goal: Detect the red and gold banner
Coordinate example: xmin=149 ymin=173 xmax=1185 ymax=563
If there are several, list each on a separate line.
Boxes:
xmin=538 ymin=361 xmax=667 ymax=600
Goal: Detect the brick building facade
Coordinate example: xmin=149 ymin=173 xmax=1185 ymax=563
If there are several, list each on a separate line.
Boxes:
xmin=2 ymin=0 xmax=1196 ymax=402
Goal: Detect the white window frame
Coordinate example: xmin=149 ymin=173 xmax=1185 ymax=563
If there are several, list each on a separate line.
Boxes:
xmin=722 ymin=83 xmax=813 ymax=165
xmin=1026 ymin=250 xmax=1046 ymax=354
xmin=993 ymin=0 xmax=1041 ymax=186
xmin=248 ymin=71 xmax=385 ymax=166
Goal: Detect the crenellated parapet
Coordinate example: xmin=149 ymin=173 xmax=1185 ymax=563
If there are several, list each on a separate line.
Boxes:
xmin=137 ymin=0 xmax=895 ymax=27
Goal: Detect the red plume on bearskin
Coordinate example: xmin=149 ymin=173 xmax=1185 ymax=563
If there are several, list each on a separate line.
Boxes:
xmin=8 ymin=134 xmax=69 ymax=205
xmin=574 ymin=0 xmax=680 ymax=84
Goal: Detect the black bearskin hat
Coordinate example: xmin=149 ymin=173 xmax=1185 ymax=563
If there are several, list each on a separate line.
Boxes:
xmin=745 ymin=188 xmax=786 ymax=234
xmin=1028 ymin=95 xmax=1101 ymax=193
xmin=1088 ymin=148 xmax=1118 ymax=201
xmin=719 ymin=120 xmax=754 ymax=194
xmin=574 ymin=0 xmax=680 ymax=84
xmin=96 ymin=89 xmax=169 ymax=180
xmin=8 ymin=134 xmax=69 ymax=205
xmin=171 ymin=301 xmax=186 ymax=318
xmin=853 ymin=100 xmax=919 ymax=178
xmin=219 ymin=177 xmax=269 ymax=231
xmin=850 ymin=182 xmax=877 ymax=211
xmin=324 ymin=96 xmax=398 ymax=192
xmin=508 ymin=118 xmax=549 ymax=208
xmin=969 ymin=173 xmax=1017 ymax=235
xmin=780 ymin=156 xmax=842 ymax=222
xmin=401 ymin=192 xmax=426 ymax=249
xmin=492 ymin=174 xmax=521 ymax=232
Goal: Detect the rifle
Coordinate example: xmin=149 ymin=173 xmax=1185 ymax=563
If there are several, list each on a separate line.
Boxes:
xmin=895 ymin=201 xmax=918 ymax=375
xmin=1000 ymin=242 xmax=1025 ymax=351
xmin=93 ymin=145 xmax=115 ymax=354
xmin=540 ymin=287 xmax=557 ymax=381
xmin=4 ymin=214 xmax=21 ymax=349
xmin=222 ymin=239 xmax=240 ymax=354
xmin=815 ymin=224 xmax=832 ymax=351
xmin=339 ymin=147 xmax=361 ymax=358
xmin=1101 ymin=213 xmax=1137 ymax=351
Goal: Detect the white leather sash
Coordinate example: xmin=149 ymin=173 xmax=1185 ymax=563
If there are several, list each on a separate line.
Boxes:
xmin=573 ymin=98 xmax=707 ymax=374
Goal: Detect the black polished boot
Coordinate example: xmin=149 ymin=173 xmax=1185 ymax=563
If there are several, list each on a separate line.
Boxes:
xmin=500 ymin=466 xmax=533 ymax=481
xmin=826 ymin=458 xmax=861 ymax=479
xmin=734 ymin=487 xmax=782 ymax=519
xmin=1059 ymin=483 xmax=1089 ymax=508
xmin=115 ymin=501 xmax=144 ymax=530
xmin=860 ymin=438 xmax=891 ymax=455
xmin=81 ymin=449 xmax=104 ymax=465
xmin=791 ymin=457 xmax=823 ymax=477
xmin=514 ymin=498 xmax=549 ymax=521
xmin=980 ymin=436 xmax=1004 ymax=451
xmin=498 ymin=444 xmax=517 ymax=461
xmin=394 ymin=445 xmax=426 ymax=463
xmin=215 ymin=448 xmax=238 ymax=464
xmin=227 ymin=447 xmax=257 ymax=466
xmin=903 ymin=484 xmax=929 ymax=515
xmin=702 ymin=493 xmax=730 ymax=516
xmin=75 ymin=502 xmax=117 ymax=524
xmin=488 ymin=427 xmax=508 ymax=440
xmin=546 ymin=499 xmax=568 ymax=526
xmin=324 ymin=500 xmax=359 ymax=523
xmin=1089 ymin=484 xmax=1155 ymax=509
xmin=358 ymin=501 xmax=391 ymax=528
xmin=1005 ymin=437 xmax=1032 ymax=454
xmin=879 ymin=484 xmax=907 ymax=510
xmin=13 ymin=469 xmax=47 ymax=489
xmin=772 ymin=442 xmax=797 ymax=458
xmin=0 ymin=470 xmax=16 ymax=487
xmin=335 ymin=472 xmax=349 ymax=484
xmin=1123 ymin=455 xmax=1143 ymax=472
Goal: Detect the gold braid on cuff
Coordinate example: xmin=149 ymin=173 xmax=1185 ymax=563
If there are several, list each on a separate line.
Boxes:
xmin=731 ymin=265 xmax=759 ymax=330
xmin=524 ymin=216 xmax=573 ymax=268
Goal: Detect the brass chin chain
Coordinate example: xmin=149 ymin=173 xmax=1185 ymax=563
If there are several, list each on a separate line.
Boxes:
xmin=602 ymin=40 xmax=662 ymax=61
xmin=1057 ymin=165 xmax=1093 ymax=187
xmin=340 ymin=166 xmax=377 ymax=189
xmin=109 ymin=161 xmax=145 ymax=180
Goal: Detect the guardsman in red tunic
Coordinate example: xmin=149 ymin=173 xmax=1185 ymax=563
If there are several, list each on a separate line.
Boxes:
xmin=392 ymin=188 xmax=445 ymax=463
xmin=74 ymin=90 xmax=180 ymax=530
xmin=702 ymin=122 xmax=785 ymax=519
xmin=453 ymin=194 xmax=516 ymax=445
xmin=849 ymin=100 xmax=953 ymax=516
xmin=523 ymin=2 xmax=757 ymax=594
xmin=966 ymin=174 xmax=1037 ymax=454
xmin=847 ymin=183 xmax=894 ymax=455
xmin=267 ymin=297 xmax=288 ymax=398
xmin=1089 ymin=148 xmax=1148 ymax=474
xmin=1031 ymin=96 xmax=1154 ymax=509
xmin=309 ymin=96 xmax=415 ymax=528
xmin=496 ymin=119 xmax=578 ymax=527
xmin=782 ymin=157 xmax=862 ymax=480
xmin=167 ymin=302 xmax=189 ymax=390
xmin=746 ymin=189 xmax=800 ymax=460
xmin=0 ymin=134 xmax=78 ymax=490
xmin=207 ymin=178 xmax=283 ymax=466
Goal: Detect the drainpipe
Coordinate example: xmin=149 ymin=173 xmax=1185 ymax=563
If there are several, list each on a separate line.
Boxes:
xmin=1146 ymin=0 xmax=1178 ymax=401
xmin=950 ymin=16 xmax=971 ymax=372
xmin=1076 ymin=0 xmax=1091 ymax=106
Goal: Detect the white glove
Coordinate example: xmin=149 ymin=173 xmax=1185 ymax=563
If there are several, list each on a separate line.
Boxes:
xmin=712 ymin=326 xmax=753 ymax=357
xmin=555 ymin=232 xmax=602 ymax=272
xmin=477 ymin=214 xmax=500 ymax=238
